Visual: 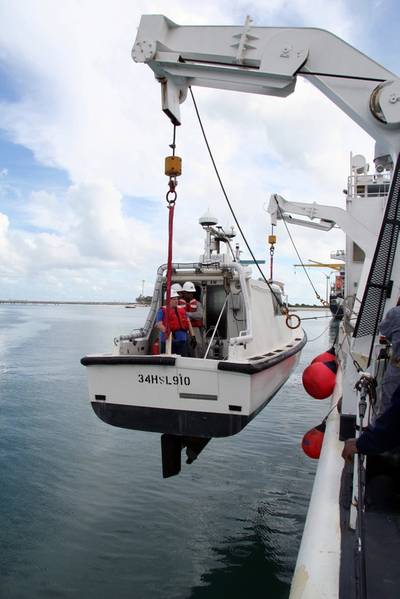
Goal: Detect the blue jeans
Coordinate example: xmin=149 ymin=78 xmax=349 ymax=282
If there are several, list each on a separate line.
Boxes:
xmin=161 ymin=339 xmax=189 ymax=356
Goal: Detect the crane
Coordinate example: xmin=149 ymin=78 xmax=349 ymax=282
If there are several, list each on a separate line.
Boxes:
xmin=132 ymin=15 xmax=400 ymax=158
xmin=132 ymin=16 xmax=400 ymax=599
xmin=294 ymin=260 xmax=344 ymax=272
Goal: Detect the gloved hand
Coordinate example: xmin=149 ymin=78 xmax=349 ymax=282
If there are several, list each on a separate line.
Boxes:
xmin=190 ymin=335 xmax=197 ymax=349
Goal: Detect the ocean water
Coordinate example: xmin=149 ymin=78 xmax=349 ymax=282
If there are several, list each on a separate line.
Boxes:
xmin=0 ymin=304 xmax=337 ymax=599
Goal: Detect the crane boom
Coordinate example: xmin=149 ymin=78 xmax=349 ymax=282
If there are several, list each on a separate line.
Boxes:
xmin=293 ymin=263 xmax=344 ymax=271
xmin=132 ymin=15 xmax=400 ymax=157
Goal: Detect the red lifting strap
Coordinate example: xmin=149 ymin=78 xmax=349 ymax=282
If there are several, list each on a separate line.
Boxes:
xmin=164 ymin=201 xmax=175 ymax=338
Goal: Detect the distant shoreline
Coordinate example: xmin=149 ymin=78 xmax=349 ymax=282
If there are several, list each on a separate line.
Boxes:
xmin=0 ymin=300 xmax=327 ymax=309
xmin=289 ymin=306 xmax=330 ymax=311
xmin=0 ymin=300 xmax=146 ymax=306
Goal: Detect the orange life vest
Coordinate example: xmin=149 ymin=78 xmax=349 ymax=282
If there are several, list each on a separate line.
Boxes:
xmin=161 ymin=305 xmax=190 ymax=332
xmin=179 ymin=298 xmax=204 ymax=328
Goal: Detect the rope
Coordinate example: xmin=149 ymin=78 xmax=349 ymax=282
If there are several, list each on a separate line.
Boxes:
xmin=322 ymin=398 xmax=341 ymax=424
xmin=164 ymin=123 xmax=179 ymax=340
xmin=306 ymin=323 xmax=333 ymax=342
xmin=300 ymin=314 xmax=332 ymax=320
xmin=189 ymin=87 xmax=286 ymax=311
xmin=164 ymin=200 xmax=175 ymax=338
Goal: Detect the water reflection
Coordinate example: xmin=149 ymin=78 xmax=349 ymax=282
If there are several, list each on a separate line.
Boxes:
xmin=187 ymin=528 xmax=288 ymax=599
xmin=1 ymin=306 xmax=334 ymax=599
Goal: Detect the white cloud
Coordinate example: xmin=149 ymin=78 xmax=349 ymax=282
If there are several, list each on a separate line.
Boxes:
xmin=0 ymin=0 xmax=394 ymax=301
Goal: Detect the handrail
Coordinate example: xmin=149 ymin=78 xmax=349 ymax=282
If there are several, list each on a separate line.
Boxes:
xmin=228 ymin=262 xmax=253 ymax=346
xmin=203 ymin=295 xmax=229 ymax=359
xmin=118 ymin=260 xmax=254 ymax=348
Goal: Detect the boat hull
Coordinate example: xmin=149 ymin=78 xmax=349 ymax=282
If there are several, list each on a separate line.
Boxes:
xmin=82 ymin=342 xmax=304 ymax=438
xmin=92 ymin=402 xmax=249 ymax=437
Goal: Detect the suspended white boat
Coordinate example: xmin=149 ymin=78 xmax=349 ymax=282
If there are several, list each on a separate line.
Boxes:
xmin=81 ymin=214 xmax=306 ymax=474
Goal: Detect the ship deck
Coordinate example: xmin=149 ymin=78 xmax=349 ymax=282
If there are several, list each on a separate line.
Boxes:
xmin=340 ymin=453 xmax=400 ymax=599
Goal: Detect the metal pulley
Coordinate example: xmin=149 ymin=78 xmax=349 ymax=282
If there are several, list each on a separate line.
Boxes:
xmin=369 ymin=80 xmax=400 ymax=126
xmin=165 ymin=155 xmax=182 ymax=177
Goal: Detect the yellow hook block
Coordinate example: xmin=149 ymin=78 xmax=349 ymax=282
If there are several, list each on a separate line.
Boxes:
xmin=165 ymin=156 xmax=182 ymax=177
xmin=268 ymin=234 xmax=277 ymax=245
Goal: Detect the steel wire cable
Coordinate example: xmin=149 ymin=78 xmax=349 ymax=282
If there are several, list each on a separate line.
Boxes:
xmin=272 ymin=195 xmax=328 ymax=306
xmin=189 ymin=87 xmax=285 ymax=309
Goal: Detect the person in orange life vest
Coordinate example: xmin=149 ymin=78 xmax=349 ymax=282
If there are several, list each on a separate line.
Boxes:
xmin=179 ymin=281 xmax=204 ymax=357
xmin=156 ymin=289 xmax=195 ymax=356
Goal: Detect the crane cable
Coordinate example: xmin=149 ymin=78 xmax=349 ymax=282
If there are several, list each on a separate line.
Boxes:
xmin=189 ymin=87 xmax=286 ymax=313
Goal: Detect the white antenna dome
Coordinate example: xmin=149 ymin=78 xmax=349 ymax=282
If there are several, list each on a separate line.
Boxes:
xmin=351 ymin=154 xmax=368 ymax=174
xmin=199 ymin=210 xmax=218 ymax=227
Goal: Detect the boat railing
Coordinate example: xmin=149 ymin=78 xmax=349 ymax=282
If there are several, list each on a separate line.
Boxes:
xmin=204 ymin=295 xmax=230 ymax=359
xmin=117 ymin=260 xmax=252 ymax=348
xmin=228 ymin=262 xmax=252 ymax=346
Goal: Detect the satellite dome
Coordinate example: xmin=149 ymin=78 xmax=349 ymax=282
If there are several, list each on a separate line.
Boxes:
xmin=199 ymin=210 xmax=218 ymax=227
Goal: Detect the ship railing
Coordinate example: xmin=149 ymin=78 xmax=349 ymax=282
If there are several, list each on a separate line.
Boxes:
xmin=343 ymin=294 xmax=361 ymax=334
xmin=347 ymin=173 xmax=391 ymax=200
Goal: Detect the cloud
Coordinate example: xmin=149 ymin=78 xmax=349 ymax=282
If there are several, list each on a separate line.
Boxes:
xmin=0 ymin=0 xmax=393 ymax=301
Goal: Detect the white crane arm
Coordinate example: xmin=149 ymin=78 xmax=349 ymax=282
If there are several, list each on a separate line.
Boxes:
xmin=132 ymin=15 xmax=400 ymax=157
xmin=267 ymin=194 xmax=377 ymax=257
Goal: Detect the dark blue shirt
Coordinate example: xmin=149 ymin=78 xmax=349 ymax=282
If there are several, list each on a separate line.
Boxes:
xmin=380 ymin=306 xmax=400 ymax=359
xmin=356 ymin=384 xmax=400 ymax=454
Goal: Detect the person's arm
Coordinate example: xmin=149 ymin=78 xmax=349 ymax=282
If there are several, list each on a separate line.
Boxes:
xmin=188 ymin=321 xmax=194 ymax=337
xmin=156 ymin=308 xmax=166 ymax=333
xmin=356 ymin=400 xmax=400 ymax=454
xmin=342 ymin=439 xmax=357 ymax=463
xmin=342 ymin=384 xmax=400 ymax=461
xmin=379 ymin=307 xmax=395 ymax=339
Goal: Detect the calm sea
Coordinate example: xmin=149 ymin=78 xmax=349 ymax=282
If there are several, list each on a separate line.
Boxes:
xmin=0 ymin=304 xmax=337 ymax=599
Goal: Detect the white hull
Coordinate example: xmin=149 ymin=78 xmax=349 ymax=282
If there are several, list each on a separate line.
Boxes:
xmin=290 ymin=370 xmax=343 ymax=599
xmin=83 ymin=345 xmax=303 ymax=437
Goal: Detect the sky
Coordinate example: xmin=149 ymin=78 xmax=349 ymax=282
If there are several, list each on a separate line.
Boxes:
xmin=0 ymin=0 xmax=399 ymax=303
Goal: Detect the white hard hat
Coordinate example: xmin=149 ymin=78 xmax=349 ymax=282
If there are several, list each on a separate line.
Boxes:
xmin=171 ymin=283 xmax=183 ymax=292
xmin=183 ymin=281 xmax=196 ymax=292
xmin=164 ymin=289 xmax=180 ymax=300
